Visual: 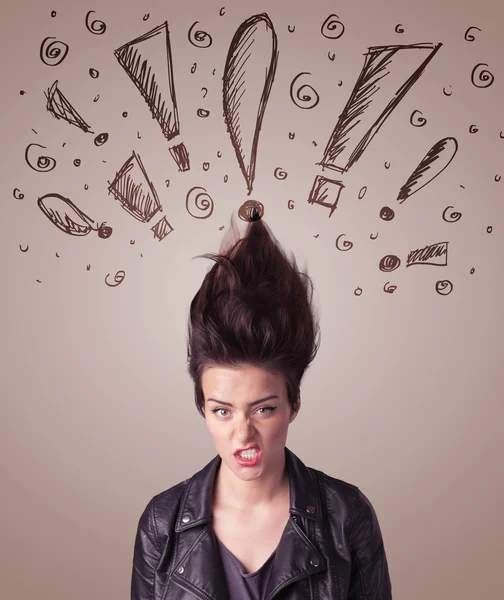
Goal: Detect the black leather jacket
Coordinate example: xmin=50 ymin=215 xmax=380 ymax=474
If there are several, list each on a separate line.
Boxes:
xmin=131 ymin=447 xmax=392 ymax=599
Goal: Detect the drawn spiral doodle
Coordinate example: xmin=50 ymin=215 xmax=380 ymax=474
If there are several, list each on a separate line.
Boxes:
xmin=238 ymin=200 xmax=264 ymax=222
xmin=290 ymin=72 xmax=320 ymax=109
xmin=464 ymin=26 xmax=481 ymax=41
xmin=105 ymin=271 xmax=125 ymax=287
xmin=94 ymin=133 xmax=109 ymax=146
xmin=186 ymin=186 xmax=214 ymax=219
xmin=197 ymin=108 xmax=210 ymax=118
xmin=321 ymin=14 xmax=345 ymax=39
xmin=89 ymin=68 xmax=99 ymax=78
xmin=384 ymin=282 xmax=397 ymax=294
xmin=379 ymin=255 xmax=401 ymax=272
xmin=335 ymin=234 xmax=353 ymax=251
xmin=13 ymin=188 xmax=25 ymax=200
xmin=435 ymin=280 xmax=453 ymax=295
xmin=442 ymin=206 xmax=462 ymax=222
xmin=274 ymin=167 xmax=287 ymax=180
xmin=395 ymin=24 xmax=405 ymax=33
xmin=471 ymin=63 xmax=494 ymax=88
xmin=410 ymin=110 xmax=427 ymax=127
xmin=380 ymin=207 xmax=395 ymax=221
xmin=469 ymin=124 xmax=478 ymax=133
xmin=25 ymin=143 xmax=56 ymax=172
xmin=40 ymin=37 xmax=69 ymax=66
xmin=188 ymin=21 xmax=213 ymax=48
xmin=85 ymin=11 xmax=107 ymax=35
xmin=73 ymin=158 xmax=81 ymax=167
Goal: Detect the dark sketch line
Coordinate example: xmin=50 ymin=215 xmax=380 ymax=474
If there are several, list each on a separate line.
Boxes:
xmin=397 ymin=137 xmax=458 ymax=203
xmin=188 ymin=21 xmax=213 ymax=48
xmin=379 ymin=255 xmax=401 ymax=272
xmin=435 ymin=280 xmax=453 ymax=295
xmin=40 ymin=36 xmax=69 ymax=66
xmin=307 ymin=175 xmax=344 ymax=218
xmin=89 ymin=68 xmax=99 ymax=78
xmin=105 ymin=271 xmax=125 ymax=287
xmin=410 ymin=110 xmax=426 ymax=126
xmin=442 ymin=206 xmax=462 ymax=222
xmin=151 ymin=216 xmax=174 ymax=240
xmin=384 ymin=282 xmax=397 ymax=293
xmin=25 ymin=143 xmax=56 ymax=172
xmin=45 ymin=80 xmax=94 ymax=133
xmin=395 ymin=25 xmax=405 ymax=34
xmin=471 ymin=63 xmax=494 ymax=88
xmin=406 ymin=241 xmax=448 ymax=267
xmin=222 ymin=13 xmax=279 ymax=195
xmin=321 ymin=14 xmax=345 ymax=39
xmin=13 ymin=188 xmax=25 ymax=199
xmin=464 ymin=26 xmax=481 ymax=41
xmin=108 ymin=151 xmax=162 ymax=222
xmin=335 ymin=234 xmax=353 ymax=251
xmin=85 ymin=11 xmax=107 ymax=35
xmin=114 ymin=22 xmax=190 ymax=171
xmin=94 ymin=133 xmax=109 ymax=146
xmin=186 ymin=186 xmax=214 ymax=218
xmin=19 ymin=244 xmax=29 ymax=252
xmin=290 ymin=72 xmax=320 ymax=109
xmin=93 ymin=94 xmax=100 ymax=102
xmin=201 ymin=87 xmax=208 ymax=97
xmin=197 ymin=108 xmax=210 ymax=117
xmin=37 ymin=192 xmax=113 ymax=238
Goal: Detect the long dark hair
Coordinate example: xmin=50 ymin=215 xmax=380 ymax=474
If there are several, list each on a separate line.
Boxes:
xmin=186 ymin=206 xmax=321 ymax=418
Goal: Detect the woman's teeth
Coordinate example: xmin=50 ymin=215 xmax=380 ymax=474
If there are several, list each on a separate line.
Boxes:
xmin=239 ymin=449 xmax=258 ymax=458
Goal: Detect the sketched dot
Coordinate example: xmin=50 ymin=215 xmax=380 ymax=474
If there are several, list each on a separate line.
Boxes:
xmin=86 ymin=264 xmax=91 ymax=271
xmin=51 ymin=10 xmax=57 ymax=17
xmin=73 ymin=158 xmax=81 ymax=167
xmin=94 ymin=132 xmax=109 ymax=146
xmin=470 ymin=267 xmax=475 ymax=274
xmin=487 ymin=226 xmax=493 ymax=233
xmin=379 ymin=255 xmax=401 ymax=272
xmin=93 ymin=94 xmax=100 ymax=102
xmin=20 ymin=90 xmax=26 ymax=95
xmin=358 ymin=186 xmax=367 ymax=199
xmin=197 ymin=108 xmax=210 ymax=118
xmin=89 ymin=68 xmax=99 ymax=78
xmin=443 ymin=86 xmax=452 ymax=96
xmin=203 ymin=162 xmax=210 ymax=171
xmin=219 ymin=7 xmax=225 ymax=16
xmin=36 ymin=280 xmax=42 ymax=283
xmin=289 ymin=132 xmax=295 ymax=140
xmin=435 ymin=280 xmax=453 ymax=295
xmin=165 ymin=179 xmax=170 ymax=187
xmin=122 ymin=111 xmax=128 ymax=117
xmin=380 ymin=207 xmax=395 ymax=221
xmin=354 ymin=287 xmax=363 ymax=296
xmin=19 ymin=244 xmax=29 ymax=252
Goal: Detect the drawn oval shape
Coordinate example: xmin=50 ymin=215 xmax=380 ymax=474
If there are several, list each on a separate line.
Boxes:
xmin=384 ymin=161 xmax=391 ymax=169
xmin=354 ymin=287 xmax=363 ymax=296
xmin=25 ymin=143 xmax=56 ymax=172
xmin=290 ymin=72 xmax=320 ymax=109
xmin=487 ymin=225 xmax=493 ymax=233
xmin=358 ymin=186 xmax=367 ymax=199
xmin=94 ymin=132 xmax=109 ymax=146
xmin=380 ymin=206 xmax=395 ymax=221
xmin=321 ymin=14 xmax=344 ymax=39
xmin=197 ymin=108 xmax=210 ymax=118
xmin=40 ymin=37 xmax=69 ymax=66
xmin=203 ymin=162 xmax=210 ymax=171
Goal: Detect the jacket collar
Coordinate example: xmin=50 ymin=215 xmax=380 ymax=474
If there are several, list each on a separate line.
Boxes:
xmin=168 ymin=447 xmax=327 ymax=600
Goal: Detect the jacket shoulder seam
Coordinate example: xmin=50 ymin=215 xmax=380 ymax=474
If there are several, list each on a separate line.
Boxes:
xmin=149 ymin=495 xmax=163 ymax=554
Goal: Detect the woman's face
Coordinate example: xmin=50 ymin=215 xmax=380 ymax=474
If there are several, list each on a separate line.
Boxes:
xmin=202 ymin=364 xmax=299 ymax=482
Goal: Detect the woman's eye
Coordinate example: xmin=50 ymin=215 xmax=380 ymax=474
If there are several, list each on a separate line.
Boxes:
xmin=211 ymin=406 xmax=276 ymax=418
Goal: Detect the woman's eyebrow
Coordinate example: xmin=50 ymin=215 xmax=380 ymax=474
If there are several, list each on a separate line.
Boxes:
xmin=207 ymin=395 xmax=279 ymax=407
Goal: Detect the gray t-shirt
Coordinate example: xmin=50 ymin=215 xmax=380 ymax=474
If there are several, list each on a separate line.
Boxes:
xmin=215 ymin=535 xmax=276 ymax=600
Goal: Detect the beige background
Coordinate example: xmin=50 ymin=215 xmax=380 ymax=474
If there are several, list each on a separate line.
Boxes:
xmin=1 ymin=0 xmax=503 ymax=598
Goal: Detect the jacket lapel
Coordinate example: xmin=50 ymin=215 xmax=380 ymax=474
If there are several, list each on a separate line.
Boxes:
xmin=168 ymin=447 xmax=327 ymax=600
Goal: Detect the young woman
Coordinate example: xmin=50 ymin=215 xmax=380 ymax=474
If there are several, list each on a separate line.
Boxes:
xmin=131 ymin=206 xmax=393 ymax=599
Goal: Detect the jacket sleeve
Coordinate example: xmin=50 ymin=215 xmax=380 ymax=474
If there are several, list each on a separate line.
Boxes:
xmin=347 ymin=488 xmax=392 ymax=599
xmin=131 ymin=496 xmax=162 ymax=600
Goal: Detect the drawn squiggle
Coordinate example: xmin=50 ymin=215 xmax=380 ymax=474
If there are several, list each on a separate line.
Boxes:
xmin=335 ymin=234 xmax=353 ymax=251
xmin=105 ymin=271 xmax=125 ymax=287
xmin=40 ymin=37 xmax=69 ymax=66
xmin=188 ymin=22 xmax=212 ymax=47
xmin=274 ymin=167 xmax=287 ymax=180
xmin=13 ymin=188 xmax=25 ymax=199
xmin=471 ymin=63 xmax=494 ymax=88
xmin=435 ymin=280 xmax=453 ymax=295
xmin=410 ymin=110 xmax=426 ymax=127
xmin=321 ymin=14 xmax=344 ymax=39
xmin=290 ymin=72 xmax=320 ymax=109
xmin=464 ymin=26 xmax=481 ymax=41
xmin=186 ymin=186 xmax=214 ymax=219
xmin=25 ymin=143 xmax=56 ymax=172
xmin=85 ymin=11 xmax=106 ymax=35
xmin=442 ymin=206 xmax=462 ymax=222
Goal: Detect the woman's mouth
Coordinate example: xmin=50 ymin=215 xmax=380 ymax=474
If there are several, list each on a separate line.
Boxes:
xmin=234 ymin=446 xmax=261 ymax=466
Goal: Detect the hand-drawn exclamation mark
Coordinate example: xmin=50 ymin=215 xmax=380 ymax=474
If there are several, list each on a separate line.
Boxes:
xmin=308 ymin=42 xmax=442 ymax=216
xmin=222 ymin=13 xmax=279 ymax=195
xmin=114 ymin=22 xmax=190 ymax=171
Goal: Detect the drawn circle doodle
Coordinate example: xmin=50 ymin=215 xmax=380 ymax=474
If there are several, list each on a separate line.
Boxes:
xmin=51 ymin=10 xmax=56 ymax=17
xmin=384 ymin=161 xmax=391 ymax=169
xmin=469 ymin=124 xmax=478 ymax=133
xmin=288 ymin=200 xmax=294 ymax=210
xmin=19 ymin=244 xmax=29 ymax=252
xmin=380 ymin=207 xmax=395 ymax=221
xmin=40 ymin=37 xmax=69 ymax=66
xmin=13 ymin=188 xmax=25 ymax=200
xmin=89 ymin=68 xmax=99 ymax=78
xmin=290 ymin=72 xmax=320 ymax=109
xmin=130 ymin=240 xmax=135 ymax=245
xmin=328 ymin=52 xmax=335 ymax=61
xmin=85 ymin=11 xmax=106 ymax=35
xmin=495 ymin=174 xmax=501 ymax=182
xmin=289 ymin=132 xmax=295 ymax=139
xmin=188 ymin=22 xmax=213 ymax=48
xmin=335 ymin=234 xmax=353 ymax=251
xmin=224 ymin=174 xmax=228 ymax=183
xmin=370 ymin=231 xmax=379 ymax=240
xmin=122 ymin=111 xmax=128 ymax=117
xmin=20 ymin=90 xmax=26 ymax=95
xmin=410 ymin=110 xmax=426 ymax=127
xmin=105 ymin=270 xmax=125 ymax=287
xmin=321 ymin=14 xmax=345 ymax=39
xmin=220 ymin=7 xmax=226 ymax=16
xmin=274 ymin=167 xmax=287 ymax=180
xmin=25 ymin=143 xmax=56 ymax=172
xmin=74 ymin=158 xmax=81 ymax=167
xmin=143 ymin=13 xmax=150 ymax=21
xmin=384 ymin=282 xmax=397 ymax=294
xmin=94 ymin=132 xmax=109 ymax=146
xmin=442 ymin=206 xmax=462 ymax=222
xmin=395 ymin=24 xmax=404 ymax=33
xmin=191 ymin=62 xmax=197 ymax=74
xmin=471 ymin=63 xmax=494 ymax=88
xmin=84 ymin=184 xmax=89 ymax=190
xmin=186 ymin=186 xmax=214 ymax=219
xmin=470 ymin=267 xmax=475 ymax=274
xmin=435 ymin=280 xmax=453 ymax=295
xmin=464 ymin=26 xmax=481 ymax=41
xmin=217 ymin=151 xmax=222 ymax=158
xmin=288 ymin=25 xmax=295 ymax=33
xmin=354 ymin=287 xmax=363 ymax=296
xmin=165 ymin=179 xmax=170 ymax=187
xmin=201 ymin=87 xmax=208 ymax=98
xmin=238 ymin=200 xmax=264 ymax=222
xmin=443 ymin=86 xmax=452 ymax=96
xmin=358 ymin=186 xmax=367 ymax=199
xmin=379 ymin=255 xmax=401 ymax=272
xmin=312 ymin=141 xmax=317 ymax=146
xmin=197 ymin=108 xmax=210 ymax=118
xmin=486 ymin=225 xmax=493 ymax=233
xmin=203 ymin=162 xmax=210 ymax=171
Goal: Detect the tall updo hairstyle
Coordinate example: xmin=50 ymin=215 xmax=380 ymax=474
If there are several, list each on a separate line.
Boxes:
xmin=186 ymin=205 xmax=321 ymax=418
